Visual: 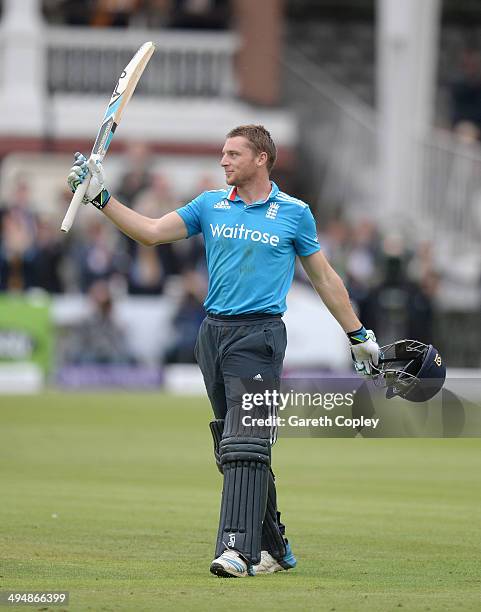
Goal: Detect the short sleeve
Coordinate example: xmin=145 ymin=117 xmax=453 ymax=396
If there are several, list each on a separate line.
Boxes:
xmin=176 ymin=193 xmax=206 ymax=237
xmin=294 ymin=207 xmax=321 ymax=256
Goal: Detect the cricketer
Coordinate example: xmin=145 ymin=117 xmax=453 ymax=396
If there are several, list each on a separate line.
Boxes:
xmin=67 ymin=124 xmax=379 ymax=577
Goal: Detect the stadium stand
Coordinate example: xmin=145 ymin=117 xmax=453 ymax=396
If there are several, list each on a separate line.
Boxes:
xmin=0 ymin=0 xmax=480 ymax=378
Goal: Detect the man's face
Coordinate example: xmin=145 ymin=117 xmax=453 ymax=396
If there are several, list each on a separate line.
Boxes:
xmin=220 ymin=136 xmax=263 ymax=186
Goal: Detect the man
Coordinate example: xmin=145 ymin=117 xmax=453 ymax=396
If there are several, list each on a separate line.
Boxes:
xmin=67 ymin=124 xmax=379 ymax=578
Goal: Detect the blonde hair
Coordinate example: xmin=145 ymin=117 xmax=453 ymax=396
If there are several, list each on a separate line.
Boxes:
xmin=227 ymin=125 xmax=277 ymax=173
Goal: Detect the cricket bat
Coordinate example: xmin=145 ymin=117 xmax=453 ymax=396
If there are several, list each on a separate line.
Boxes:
xmin=61 ymin=41 xmax=156 ymax=232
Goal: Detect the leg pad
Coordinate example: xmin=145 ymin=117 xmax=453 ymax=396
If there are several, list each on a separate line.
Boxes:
xmin=215 ymin=437 xmax=270 ymax=564
xmin=210 ymin=421 xmax=287 ymax=562
xmin=261 ymin=470 xmax=287 ymax=560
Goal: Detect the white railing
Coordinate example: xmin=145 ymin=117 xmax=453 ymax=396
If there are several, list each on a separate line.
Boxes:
xmin=0 ymin=0 xmax=241 ymax=136
xmin=416 ymin=130 xmax=481 ymax=251
xmin=284 ymin=50 xmax=481 ymax=253
xmin=46 ymin=27 xmax=240 ymax=98
xmin=283 ymin=51 xmax=378 ymax=217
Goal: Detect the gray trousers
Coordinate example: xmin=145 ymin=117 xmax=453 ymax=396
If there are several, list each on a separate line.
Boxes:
xmin=195 ymin=314 xmax=288 ymax=563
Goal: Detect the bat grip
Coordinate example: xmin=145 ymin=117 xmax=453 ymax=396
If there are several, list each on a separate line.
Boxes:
xmin=60 ymin=176 xmax=91 ymax=233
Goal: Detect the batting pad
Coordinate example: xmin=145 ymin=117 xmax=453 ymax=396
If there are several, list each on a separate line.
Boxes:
xmin=210 ymin=419 xmax=287 ymax=562
xmin=261 ymin=470 xmax=287 ymax=561
xmin=209 ymin=419 xmax=224 ymax=474
xmin=215 ymin=436 xmax=270 ymax=564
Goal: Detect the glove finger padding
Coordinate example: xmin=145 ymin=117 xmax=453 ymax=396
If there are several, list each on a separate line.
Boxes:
xmin=65 ymin=150 xmax=111 ymax=214
xmin=361 ymin=361 xmax=372 ymax=375
xmin=67 ymin=167 xmax=87 ymax=193
xmin=351 ymin=353 xmax=372 ymax=376
xmin=88 ymin=154 xmax=105 ymax=183
xmin=364 ymin=330 xmax=379 ymax=366
xmin=348 ymin=327 xmax=379 ymax=377
xmin=67 ymin=152 xmax=89 ymax=194
xmin=67 ymin=152 xmax=108 ymax=207
xmin=71 ymin=162 xmax=88 ymax=178
xmin=351 ymin=338 xmax=379 ymax=364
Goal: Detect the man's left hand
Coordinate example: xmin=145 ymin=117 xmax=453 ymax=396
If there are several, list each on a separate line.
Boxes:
xmin=347 ymin=327 xmax=379 ymax=377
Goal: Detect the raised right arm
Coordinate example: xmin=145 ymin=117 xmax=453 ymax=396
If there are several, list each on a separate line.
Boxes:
xmin=102 ymin=197 xmax=187 ymax=246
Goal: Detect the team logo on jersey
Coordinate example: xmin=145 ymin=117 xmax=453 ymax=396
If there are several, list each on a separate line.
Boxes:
xmin=265 ymin=202 xmax=280 ymax=220
xmin=213 ymin=200 xmax=231 ymax=210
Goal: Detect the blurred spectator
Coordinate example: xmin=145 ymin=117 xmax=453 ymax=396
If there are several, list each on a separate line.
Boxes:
xmin=345 ymin=219 xmax=379 ymax=285
xmin=360 ymin=234 xmax=437 ymax=346
xmin=406 ymin=270 xmax=439 ymax=345
xmin=51 ymin=187 xmax=83 ymax=293
xmin=407 ymin=240 xmax=435 ymax=285
xmin=344 ymin=218 xmax=380 ymax=310
xmin=72 ymin=218 xmax=128 ymax=292
xmin=116 ymin=143 xmax=154 ymax=207
xmin=91 ymin=0 xmax=141 ymax=27
xmin=450 ymin=49 xmax=481 ymax=133
xmin=164 ymin=268 xmax=207 ymax=363
xmin=127 ymin=172 xmax=181 ymax=293
xmin=31 ymin=215 xmax=65 ymax=293
xmin=317 ymin=216 xmax=350 ymax=278
xmin=61 ymin=280 xmax=136 ymax=365
xmin=189 ymin=172 xmax=219 ymax=197
xmin=114 ymin=143 xmax=159 ymax=292
xmin=170 ymin=173 xmax=219 ymax=273
xmin=453 ymin=120 xmax=480 ymax=144
xmin=43 ymin=0 xmax=95 ymax=25
xmin=134 ymin=172 xmax=179 ymax=218
xmin=127 ymin=243 xmax=166 ymax=294
xmin=43 ymin=0 xmax=230 ymax=28
xmin=0 ymin=180 xmax=38 ymax=291
xmin=361 ymin=258 xmax=410 ymax=345
xmin=169 ymin=0 xmax=231 ymax=29
xmin=131 ymin=0 xmax=173 ymax=28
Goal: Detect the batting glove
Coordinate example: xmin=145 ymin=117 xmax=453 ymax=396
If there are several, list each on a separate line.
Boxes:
xmin=347 ymin=326 xmax=379 ymax=377
xmin=67 ymin=152 xmax=111 ymax=210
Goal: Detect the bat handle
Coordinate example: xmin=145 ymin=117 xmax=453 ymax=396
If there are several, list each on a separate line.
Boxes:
xmin=60 ymin=176 xmax=91 ymax=233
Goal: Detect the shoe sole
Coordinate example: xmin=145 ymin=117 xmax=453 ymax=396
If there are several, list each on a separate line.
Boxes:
xmin=210 ymin=562 xmax=241 ymax=578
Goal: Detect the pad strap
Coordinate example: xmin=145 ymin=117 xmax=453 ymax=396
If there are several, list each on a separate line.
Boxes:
xmin=209 ymin=419 xmax=223 ymax=474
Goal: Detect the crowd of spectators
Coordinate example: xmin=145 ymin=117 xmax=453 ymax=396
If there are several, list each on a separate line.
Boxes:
xmin=309 ymin=216 xmax=440 ymax=349
xmin=0 ymin=154 xmax=475 ymax=365
xmin=42 ymin=0 xmax=231 ymax=30
xmin=0 ymin=150 xmax=212 ymax=365
xmin=0 ymin=167 xmax=439 ymax=300
xmin=0 ymin=155 xmax=208 ymax=297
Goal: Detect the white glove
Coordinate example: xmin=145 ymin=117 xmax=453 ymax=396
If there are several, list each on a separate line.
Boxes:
xmin=348 ymin=327 xmax=379 ymax=377
xmin=67 ymin=152 xmax=110 ymax=208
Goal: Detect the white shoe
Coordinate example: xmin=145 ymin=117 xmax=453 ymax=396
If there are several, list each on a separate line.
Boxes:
xmin=252 ymin=550 xmax=284 ymax=574
xmin=210 ymin=550 xmax=250 ymax=578
xmin=253 ymin=543 xmax=297 ymax=574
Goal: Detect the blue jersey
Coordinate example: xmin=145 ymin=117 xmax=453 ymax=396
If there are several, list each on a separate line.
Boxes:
xmin=176 ymin=181 xmax=320 ymax=315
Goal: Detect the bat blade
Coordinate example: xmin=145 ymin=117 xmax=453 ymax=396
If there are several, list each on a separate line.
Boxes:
xmin=60 ymin=41 xmax=155 ymax=233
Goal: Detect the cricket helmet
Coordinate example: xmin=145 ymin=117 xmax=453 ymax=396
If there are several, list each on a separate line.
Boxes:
xmin=371 ymin=339 xmax=446 ymax=402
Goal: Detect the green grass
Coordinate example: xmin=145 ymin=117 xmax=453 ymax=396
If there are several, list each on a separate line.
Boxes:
xmin=1 ymin=392 xmax=480 ymax=611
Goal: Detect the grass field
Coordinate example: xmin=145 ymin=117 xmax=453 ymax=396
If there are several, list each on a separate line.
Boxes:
xmin=1 ymin=392 xmax=480 ymax=611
